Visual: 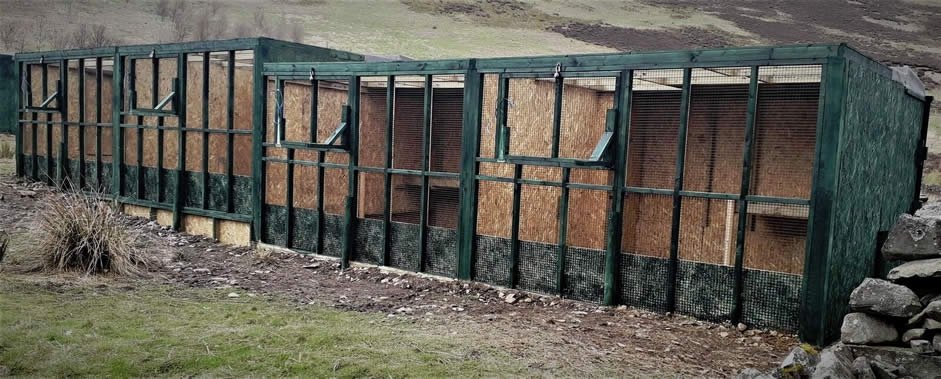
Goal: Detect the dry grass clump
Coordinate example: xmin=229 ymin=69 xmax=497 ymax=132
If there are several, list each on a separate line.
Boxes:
xmin=37 ymin=192 xmax=147 ymax=276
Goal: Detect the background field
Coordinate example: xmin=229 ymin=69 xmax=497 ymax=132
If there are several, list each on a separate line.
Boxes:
xmin=0 ymin=0 xmax=938 ymax=182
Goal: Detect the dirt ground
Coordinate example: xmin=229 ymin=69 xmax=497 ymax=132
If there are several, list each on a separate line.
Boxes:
xmin=0 ymin=171 xmax=797 ymax=377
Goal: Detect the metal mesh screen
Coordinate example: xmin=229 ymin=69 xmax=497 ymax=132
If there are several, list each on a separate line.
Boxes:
xmin=676 ymin=197 xmax=736 ymax=322
xmin=743 ymin=201 xmax=809 ymax=275
xmin=559 ymin=76 xmax=617 ymax=160
xmin=683 ymin=68 xmax=749 ymax=194
xmin=751 ymin=66 xmax=821 ymax=199
xmin=626 ymin=69 xmax=684 ymax=189
xmin=507 ymin=77 xmax=553 ymax=157
xmin=621 ymin=192 xmax=672 ymax=258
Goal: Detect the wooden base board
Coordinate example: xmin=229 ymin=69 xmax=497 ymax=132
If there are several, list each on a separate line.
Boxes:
xmin=120 ymin=202 xmax=251 ymax=247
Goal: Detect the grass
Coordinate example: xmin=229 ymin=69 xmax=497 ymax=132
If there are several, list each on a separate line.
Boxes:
xmin=923 ymin=171 xmax=941 ymax=187
xmin=0 ymin=276 xmax=528 ymax=377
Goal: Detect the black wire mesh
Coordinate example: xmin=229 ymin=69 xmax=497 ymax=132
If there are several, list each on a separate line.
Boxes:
xmin=626 ymin=69 xmax=683 ymax=189
xmin=751 ymin=66 xmax=821 ymax=199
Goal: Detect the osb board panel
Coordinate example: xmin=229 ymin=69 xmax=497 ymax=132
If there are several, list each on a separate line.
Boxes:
xmin=519 ymin=184 xmax=560 ymax=243
xmin=182 ymin=214 xmax=214 ymax=237
xmin=744 ymin=213 xmax=806 ymax=274
xmin=478 ymin=75 xmax=499 ymax=159
xmin=625 ymin=91 xmax=681 ymax=189
xmin=750 ymin=84 xmax=819 ymax=199
xmin=122 ymin=204 xmax=151 ymax=218
xmin=683 ymin=85 xmax=748 ymax=195
xmin=264 ymin=83 xmax=348 ymax=207
xmin=216 ymin=219 xmax=250 ymax=246
xmin=678 ymin=197 xmax=736 ymax=266
xmin=567 ymin=188 xmax=608 ymax=249
xmin=357 ymin=172 xmax=385 ymax=219
xmin=322 ymin=167 xmax=348 ymax=214
xmin=293 ymin=164 xmax=318 ymax=209
xmin=476 ymin=180 xmax=512 ymax=237
xmin=358 ymin=89 xmax=387 ymax=168
xmin=156 ymin=209 xmax=174 ymax=227
xmin=622 ymin=193 xmax=672 ymax=257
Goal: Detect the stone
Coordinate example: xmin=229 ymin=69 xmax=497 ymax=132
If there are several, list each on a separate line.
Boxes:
xmin=779 ymin=345 xmax=818 ymax=377
xmin=737 ymin=323 xmax=748 ymax=332
xmin=921 ymin=293 xmax=941 ymax=306
xmin=16 ymin=190 xmax=36 ymax=197
xmin=910 ymin=339 xmax=934 ymax=354
xmin=901 ymin=328 xmax=926 ymax=343
xmin=841 ymin=313 xmax=899 ymax=345
xmin=227 ymin=292 xmax=239 ymax=298
xmin=849 ymin=278 xmax=923 ymax=318
xmin=934 ymin=335 xmax=941 ymax=353
xmin=504 ymin=293 xmax=518 ymax=304
xmin=887 ymin=258 xmax=941 ymax=283
xmin=907 ymin=300 xmax=941 ymax=326
xmin=882 ymin=214 xmax=941 ymax=261
xmin=924 ymin=318 xmax=941 ymax=330
xmin=851 ymin=356 xmax=877 ymax=379
xmin=811 ymin=343 xmax=854 ymax=379
xmin=869 ymin=360 xmax=903 ymax=379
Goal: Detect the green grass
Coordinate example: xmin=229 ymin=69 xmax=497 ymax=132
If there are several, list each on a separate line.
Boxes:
xmin=0 ymin=277 xmax=528 ymax=377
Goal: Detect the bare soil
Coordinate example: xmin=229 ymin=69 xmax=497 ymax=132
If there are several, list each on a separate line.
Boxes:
xmin=0 ymin=173 xmax=798 ymax=377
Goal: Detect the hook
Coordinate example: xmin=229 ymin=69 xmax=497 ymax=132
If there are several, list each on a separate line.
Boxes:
xmin=554 ymin=62 xmax=563 ymax=79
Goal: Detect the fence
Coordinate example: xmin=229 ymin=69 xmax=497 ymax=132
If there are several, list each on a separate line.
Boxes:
xmin=11 ymin=41 xmax=932 ymax=345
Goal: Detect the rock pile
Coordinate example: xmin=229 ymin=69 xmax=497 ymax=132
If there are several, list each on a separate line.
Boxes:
xmin=842 ymin=214 xmax=941 ymax=355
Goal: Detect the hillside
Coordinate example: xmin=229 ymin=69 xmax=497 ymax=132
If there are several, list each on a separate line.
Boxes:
xmin=1 ymin=0 xmax=939 ymax=186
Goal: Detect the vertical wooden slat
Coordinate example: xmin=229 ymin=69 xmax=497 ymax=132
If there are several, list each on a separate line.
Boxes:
xmin=551 ymin=73 xmax=563 ymax=158
xmin=172 ymin=54 xmax=188 ymax=230
xmin=509 ymin=163 xmax=523 ymax=288
xmin=57 ymin=59 xmax=67 ymax=187
xmin=800 ymin=56 xmax=846 ymax=345
xmin=731 ymin=66 xmax=760 ymax=324
xmin=14 ymin=60 xmax=23 ymax=177
xmin=77 ymin=58 xmax=86 ymax=189
xmin=556 ymin=166 xmax=571 ymax=294
xmin=342 ymin=76 xmax=361 ymax=269
xmin=603 ymin=70 xmax=631 ymax=305
xmin=95 ymin=57 xmax=103 ymax=190
xmin=457 ymin=61 xmax=482 ymax=279
xmin=225 ymin=50 xmax=235 ymax=213
xmin=666 ymin=68 xmax=693 ymax=313
xmin=201 ymin=52 xmax=210 ymax=209
xmin=155 ymin=57 xmax=165 ymax=203
xmin=111 ymin=55 xmax=124 ymax=197
xmin=251 ymin=44 xmax=269 ymax=240
xmin=418 ymin=74 xmax=432 ymax=272
xmin=382 ymin=76 xmax=394 ymax=266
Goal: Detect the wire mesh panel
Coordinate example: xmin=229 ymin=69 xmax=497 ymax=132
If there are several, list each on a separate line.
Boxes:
xmin=559 ymin=76 xmax=617 ymax=160
xmin=620 ymin=192 xmax=672 ymax=311
xmin=517 ymin=184 xmax=560 ymax=294
xmin=478 ymin=74 xmax=500 ymax=160
xmin=676 ymin=197 xmax=736 ymax=322
xmin=563 ymin=188 xmax=609 ymax=302
xmin=626 ymin=69 xmax=684 ymax=189
xmin=321 ymin=166 xmax=347 ymax=257
xmin=474 ymin=179 xmax=513 ymax=286
xmin=429 ymin=85 xmax=463 ymax=173
xmin=507 ymin=78 xmax=554 ymax=157
xmin=741 ymin=201 xmax=808 ymax=330
xmin=683 ymin=68 xmax=750 ymax=194
xmin=392 ymin=77 xmax=425 ymax=171
xmin=292 ymin=165 xmax=319 ymax=253
xmin=751 ymin=66 xmax=821 ymax=199
xmin=426 ymin=177 xmax=459 ymax=277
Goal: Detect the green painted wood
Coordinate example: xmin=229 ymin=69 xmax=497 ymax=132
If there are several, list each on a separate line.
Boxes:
xmin=77 ymin=58 xmax=86 ymax=189
xmin=800 ymin=57 xmax=845 ymax=345
xmin=95 ymin=57 xmax=103 ymax=190
xmin=551 ymin=74 xmax=563 ymax=159
xmin=111 ymin=54 xmax=124 ymax=197
xmin=316 ymin=150 xmax=326 ymax=255
xmin=495 ymin=76 xmax=509 ymax=160
xmin=383 ymin=76 xmax=394 ymax=267
xmin=11 ymin=58 xmax=22 ymax=176
xmin=556 ymin=167 xmax=571 ymax=294
xmin=457 ymin=61 xmax=482 ymax=279
xmin=666 ymin=68 xmax=692 ymax=313
xmin=341 ymin=77 xmax=361 ymax=269
xmin=201 ymin=52 xmax=210 ymax=209
xmin=172 ymin=55 xmax=188 ymax=230
xmin=57 ymin=59 xmax=68 ymax=188
xmin=42 ymin=64 xmax=51 ymax=185
xmin=226 ymin=51 xmax=235 ymax=213
xmin=603 ymin=69 xmax=631 ymax=305
xmin=418 ymin=75 xmax=432 ymax=273
xmin=30 ymin=64 xmax=37 ymax=180
xmin=509 ymin=164 xmax=523 ymax=288
xmin=286 ymin=147 xmax=295 ymax=248
xmin=156 ymin=57 xmax=166 ymax=202
xmin=251 ymin=43 xmax=269 ymax=241
xmin=731 ymin=66 xmax=760 ymax=324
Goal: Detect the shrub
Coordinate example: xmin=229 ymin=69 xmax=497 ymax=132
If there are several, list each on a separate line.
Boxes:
xmin=37 ymin=191 xmax=147 ymax=276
